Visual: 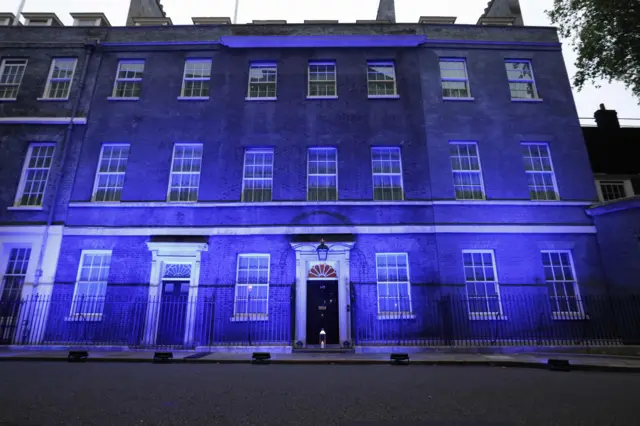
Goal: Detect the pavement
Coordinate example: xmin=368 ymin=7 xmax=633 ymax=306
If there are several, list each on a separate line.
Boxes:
xmin=1 ymin=348 xmax=640 ymax=372
xmin=1 ymin=362 xmax=640 ymax=425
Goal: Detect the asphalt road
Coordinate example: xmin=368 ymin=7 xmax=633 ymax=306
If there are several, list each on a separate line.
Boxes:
xmin=0 ymin=362 xmax=637 ymax=425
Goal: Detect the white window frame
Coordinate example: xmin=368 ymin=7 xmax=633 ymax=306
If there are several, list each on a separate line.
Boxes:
xmin=233 ymin=254 xmax=270 ymax=320
xmin=367 ymin=61 xmax=398 ymax=98
xmin=462 ymin=250 xmax=504 ymax=319
xmin=595 ymin=179 xmax=634 ymax=202
xmin=505 ymin=59 xmax=540 ymax=100
xmin=0 ymin=18 xmax=11 ymax=26
xmin=307 ymin=147 xmax=338 ymax=201
xmin=0 ymin=58 xmax=28 ymax=100
xmin=246 ymin=62 xmax=277 ymax=100
xmin=371 ymin=146 xmax=404 ymax=201
xmin=42 ymin=58 xmax=77 ymax=100
xmin=541 ymin=250 xmax=584 ymax=319
xmin=449 ymin=141 xmax=485 ymax=200
xmin=111 ymin=60 xmax=145 ymax=99
xmin=14 ymin=143 xmax=56 ymax=208
xmin=91 ymin=144 xmax=130 ymax=202
xmin=180 ymin=59 xmax=212 ymax=99
xmin=0 ymin=247 xmax=31 ymax=302
xmin=241 ymin=148 xmax=274 ymax=202
xmin=69 ymin=250 xmax=112 ymax=321
xmin=167 ymin=143 xmax=203 ymax=202
xmin=307 ymin=61 xmax=337 ymax=99
xmin=375 ymin=253 xmax=413 ymax=318
xmin=439 ymin=58 xmax=472 ymax=99
xmin=521 ymin=142 xmax=559 ymax=201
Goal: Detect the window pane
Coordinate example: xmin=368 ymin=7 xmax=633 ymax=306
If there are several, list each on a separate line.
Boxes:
xmin=450 ymin=143 xmax=484 ymax=200
xmin=243 ymin=149 xmax=274 ymax=202
xmin=168 ymin=144 xmax=202 ymax=202
xmin=542 ymin=251 xmax=582 ymax=314
xmin=463 ymin=251 xmax=502 ymax=315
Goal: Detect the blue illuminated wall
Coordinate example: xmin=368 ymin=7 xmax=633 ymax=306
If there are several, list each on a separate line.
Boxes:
xmin=0 ymin=22 xmax=621 ymax=347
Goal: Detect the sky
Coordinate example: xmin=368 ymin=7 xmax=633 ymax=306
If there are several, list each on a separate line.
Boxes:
xmin=5 ymin=0 xmax=640 ymax=125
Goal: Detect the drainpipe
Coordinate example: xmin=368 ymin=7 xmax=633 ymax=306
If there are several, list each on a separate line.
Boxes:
xmin=32 ymin=40 xmax=97 ymax=291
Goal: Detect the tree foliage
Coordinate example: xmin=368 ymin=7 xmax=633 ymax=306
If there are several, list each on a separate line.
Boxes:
xmin=547 ymin=0 xmax=640 ymax=102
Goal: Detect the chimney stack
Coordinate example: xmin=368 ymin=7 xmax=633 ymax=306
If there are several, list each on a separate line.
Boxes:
xmin=126 ymin=0 xmax=166 ymax=26
xmin=477 ymin=0 xmax=523 ymax=26
xmin=594 ymin=104 xmax=621 ymax=131
xmin=376 ymin=0 xmax=395 ymax=23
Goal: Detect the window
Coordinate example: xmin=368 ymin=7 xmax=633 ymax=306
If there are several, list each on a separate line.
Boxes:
xmin=168 ymin=144 xmax=203 ymax=202
xmin=112 ymin=60 xmax=144 ymax=98
xmin=181 ymin=59 xmax=212 ymax=98
xmin=0 ymin=59 xmax=27 ymax=100
xmin=505 ymin=60 xmax=539 ymax=100
xmin=308 ymin=62 xmax=337 ymax=98
xmin=242 ymin=148 xmax=274 ymax=202
xmin=307 ymin=147 xmax=338 ymax=201
xmin=15 ymin=143 xmax=55 ymax=207
xmin=439 ymin=59 xmax=471 ymax=98
xmin=367 ymin=62 xmax=397 ymax=97
xmin=1 ymin=248 xmax=31 ymax=302
xmin=376 ymin=253 xmax=412 ymax=316
xmin=462 ymin=251 xmax=503 ymax=317
xmin=70 ymin=251 xmax=111 ymax=318
xmin=542 ymin=251 xmax=583 ymax=318
xmin=521 ymin=143 xmax=559 ymax=201
xmin=43 ymin=58 xmax=77 ymax=99
xmin=247 ymin=63 xmax=277 ymax=99
xmin=234 ymin=254 xmax=270 ymax=318
xmin=92 ymin=144 xmax=130 ymax=202
xmin=597 ymin=180 xmax=633 ymax=202
xmin=450 ymin=142 xmax=485 ymax=200
xmin=371 ymin=147 xmax=403 ymax=201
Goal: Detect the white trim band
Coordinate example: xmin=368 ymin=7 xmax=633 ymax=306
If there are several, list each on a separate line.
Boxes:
xmin=0 ymin=117 xmax=87 ymax=125
xmin=67 ymin=200 xmax=594 ymax=208
xmin=62 ymin=225 xmax=597 ymax=236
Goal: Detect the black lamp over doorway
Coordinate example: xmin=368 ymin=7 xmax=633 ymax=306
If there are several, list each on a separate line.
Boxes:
xmin=317 ymin=238 xmax=329 ymax=261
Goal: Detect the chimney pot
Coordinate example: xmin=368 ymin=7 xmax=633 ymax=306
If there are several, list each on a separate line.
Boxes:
xmin=594 ymin=104 xmax=620 ymax=130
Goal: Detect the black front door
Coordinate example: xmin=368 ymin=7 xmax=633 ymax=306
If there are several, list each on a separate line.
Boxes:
xmin=156 ymin=280 xmax=189 ymax=346
xmin=306 ymin=280 xmax=339 ymax=345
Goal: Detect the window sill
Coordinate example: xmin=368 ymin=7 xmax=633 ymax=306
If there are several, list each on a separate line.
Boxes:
xmin=107 ymin=97 xmax=140 ymax=101
xmin=368 ymin=94 xmax=400 ymax=99
xmin=177 ymin=96 xmax=210 ymax=101
xmin=552 ymin=312 xmax=586 ymax=321
xmin=511 ymin=98 xmax=543 ymax=103
xmin=37 ymin=97 xmax=69 ymax=102
xmin=443 ymin=97 xmax=475 ymax=102
xmin=377 ymin=313 xmax=416 ymax=320
xmin=0 ymin=98 xmax=17 ymax=102
xmin=65 ymin=314 xmax=103 ymax=322
xmin=469 ymin=314 xmax=508 ymax=321
xmin=8 ymin=206 xmax=44 ymax=211
xmin=231 ymin=315 xmax=269 ymax=322
xmin=245 ymin=97 xmax=277 ymax=101
xmin=306 ymin=95 xmax=338 ymax=100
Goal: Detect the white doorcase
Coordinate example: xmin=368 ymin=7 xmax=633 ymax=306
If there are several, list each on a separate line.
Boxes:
xmin=144 ymin=242 xmax=207 ymax=346
xmin=290 ymin=241 xmax=355 ymax=346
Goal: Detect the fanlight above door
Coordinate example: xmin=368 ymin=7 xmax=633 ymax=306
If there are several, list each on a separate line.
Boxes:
xmin=308 ymin=264 xmax=337 ymax=279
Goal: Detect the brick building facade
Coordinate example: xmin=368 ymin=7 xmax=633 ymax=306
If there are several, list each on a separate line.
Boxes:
xmin=1 ymin=0 xmax=633 ymax=350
